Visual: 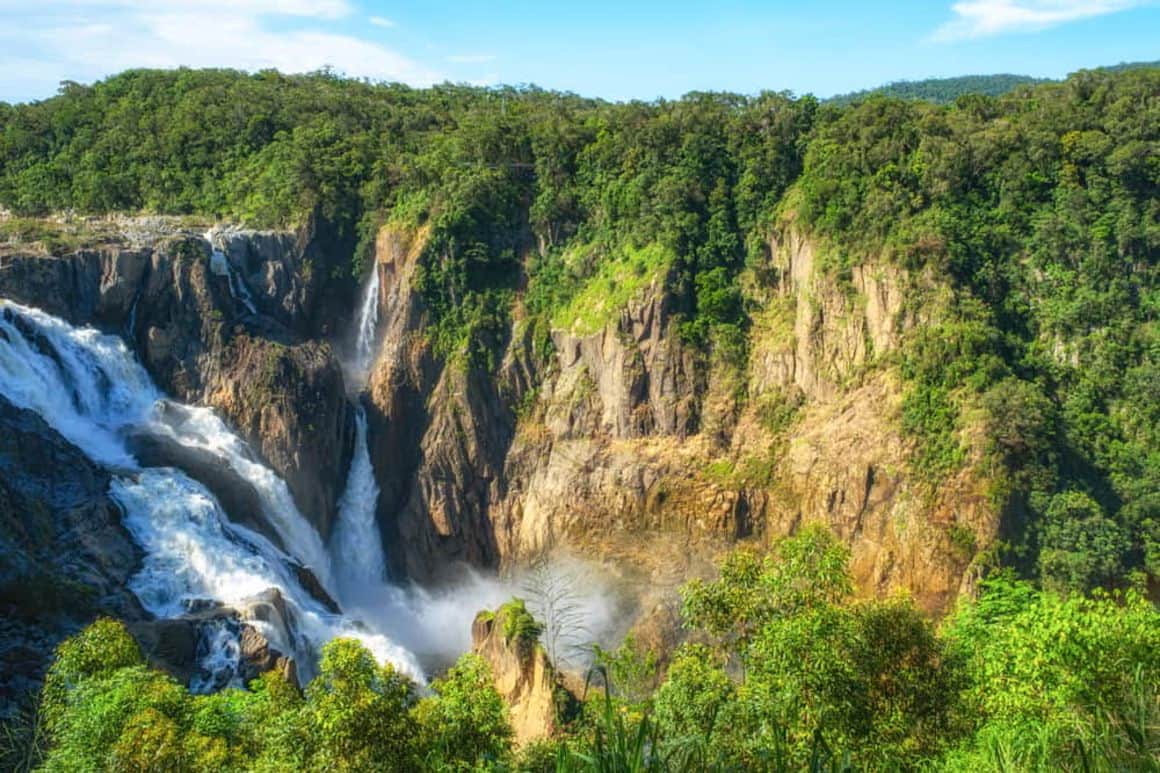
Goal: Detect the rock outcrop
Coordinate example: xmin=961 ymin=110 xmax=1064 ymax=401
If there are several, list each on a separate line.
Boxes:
xmin=0 ymin=395 xmax=144 ymax=712
xmin=471 ymin=603 xmax=566 ymax=747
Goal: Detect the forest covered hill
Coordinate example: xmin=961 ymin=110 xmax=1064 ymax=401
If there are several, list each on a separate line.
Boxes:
xmin=826 ymin=60 xmax=1160 ymax=104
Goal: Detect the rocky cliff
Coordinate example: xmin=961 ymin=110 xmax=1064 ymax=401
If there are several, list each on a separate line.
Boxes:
xmin=364 ymin=218 xmax=999 ymax=615
xmin=0 ymin=212 xmax=1000 ymax=704
xmin=0 ymin=395 xmax=143 ymax=710
xmin=0 ymin=223 xmax=355 ymax=540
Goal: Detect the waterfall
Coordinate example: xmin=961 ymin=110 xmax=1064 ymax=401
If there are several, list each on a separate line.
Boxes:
xmin=330 ymin=265 xmax=389 ymax=604
xmin=205 ymin=229 xmax=257 ymax=315
xmin=330 ymin=407 xmax=386 ymax=595
xmin=351 ymin=263 xmax=381 ymax=384
xmin=0 ymin=300 xmax=423 ymax=684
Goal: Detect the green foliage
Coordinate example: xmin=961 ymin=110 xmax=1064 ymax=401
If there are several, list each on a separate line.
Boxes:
xmin=30 ymin=540 xmax=1160 ymax=771
xmin=497 ymin=597 xmax=545 ymax=648
xmin=652 ymin=645 xmax=734 ymax=758
xmin=799 ymin=67 xmax=1160 ymax=582
xmin=549 ymin=243 xmax=673 ymax=336
xmin=941 ymin=575 xmax=1160 ymax=769
xmin=680 ymin=525 xmax=852 ymax=656
xmin=664 ymin=532 xmax=1158 ymax=770
xmin=32 ymin=623 xmax=517 ymax=772
xmin=0 ymin=692 xmax=47 ymax=773
xmin=678 ymin=530 xmax=960 ymax=768
xmin=591 ymin=634 xmax=659 ymax=706
xmin=827 ymin=73 xmax=1048 ymax=106
xmin=558 ymin=673 xmax=672 ymax=773
xmin=1038 ymin=490 xmax=1129 ymax=592
xmin=301 ymin=638 xmax=419 ymax=770
xmin=413 ymin=653 xmax=513 ymax=770
xmin=40 ymin=617 xmax=145 ymax=733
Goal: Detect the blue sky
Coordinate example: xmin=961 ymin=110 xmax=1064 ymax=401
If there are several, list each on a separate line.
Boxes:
xmin=0 ymin=1 xmax=1156 ymax=103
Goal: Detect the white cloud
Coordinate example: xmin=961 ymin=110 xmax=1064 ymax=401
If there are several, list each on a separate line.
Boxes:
xmin=0 ymin=0 xmax=441 ymax=102
xmin=0 ymin=0 xmax=355 ymax=19
xmin=447 ymin=54 xmax=496 ymax=64
xmin=932 ymin=0 xmax=1145 ymax=40
xmin=369 ymin=15 xmax=396 ymax=28
xmin=467 ymin=73 xmax=500 ymax=87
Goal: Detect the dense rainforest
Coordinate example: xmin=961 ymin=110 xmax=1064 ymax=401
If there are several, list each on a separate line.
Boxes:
xmin=825 ymin=73 xmax=1051 ymax=106
xmin=0 ymin=65 xmax=1158 ymax=769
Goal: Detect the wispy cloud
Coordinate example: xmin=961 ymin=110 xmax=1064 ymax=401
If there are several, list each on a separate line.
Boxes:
xmin=447 ymin=54 xmax=496 ymax=64
xmin=468 ymin=73 xmax=501 ymax=87
xmin=0 ymin=0 xmax=441 ymax=102
xmin=932 ymin=0 xmax=1145 ymax=40
xmin=369 ymin=15 xmax=396 ymax=28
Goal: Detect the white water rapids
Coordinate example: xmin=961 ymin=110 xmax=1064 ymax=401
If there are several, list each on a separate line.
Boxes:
xmin=0 ymin=299 xmax=422 ymax=684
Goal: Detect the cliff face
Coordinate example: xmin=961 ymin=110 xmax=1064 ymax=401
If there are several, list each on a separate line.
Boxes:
xmin=0 ymin=228 xmax=354 ymax=540
xmin=365 ymin=220 xmax=999 ymax=614
xmin=0 ymin=214 xmax=997 ymax=639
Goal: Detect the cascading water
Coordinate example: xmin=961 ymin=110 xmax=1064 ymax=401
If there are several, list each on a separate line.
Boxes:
xmin=350 ymin=262 xmax=381 ymax=385
xmin=205 ymin=228 xmax=257 ymax=315
xmin=0 ymin=300 xmax=423 ymax=685
xmin=189 ymin=618 xmax=244 ymax=693
xmin=330 ymin=408 xmax=386 ymax=594
xmin=330 ymin=265 xmax=389 ymax=602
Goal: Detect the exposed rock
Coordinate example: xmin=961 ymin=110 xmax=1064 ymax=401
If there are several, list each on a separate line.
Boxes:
xmin=239 ymin=623 xmax=297 ymax=685
xmin=0 ymin=227 xmax=355 ymax=541
xmin=129 ymin=617 xmax=204 ymax=685
xmin=0 ymin=246 xmax=149 ymax=328
xmin=547 ymin=271 xmax=700 ymax=439
xmin=762 ymin=376 xmax=994 ymax=612
xmin=290 ymin=565 xmax=341 ymax=614
xmin=133 ymin=237 xmax=354 ymax=538
xmin=471 ymin=604 xmax=567 ymax=747
xmin=0 ymin=395 xmax=144 ymax=712
xmin=363 ymin=218 xmax=998 ymax=618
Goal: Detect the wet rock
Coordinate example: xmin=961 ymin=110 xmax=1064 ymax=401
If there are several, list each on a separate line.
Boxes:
xmin=131 ymin=603 xmax=297 ymax=689
xmin=0 ymin=395 xmax=144 ymax=713
xmin=290 ymin=565 xmax=340 ymax=614
xmin=126 ymin=429 xmax=279 ymax=550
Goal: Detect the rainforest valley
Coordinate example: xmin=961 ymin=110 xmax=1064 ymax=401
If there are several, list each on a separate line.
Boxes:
xmin=0 ymin=65 xmax=1157 ymax=770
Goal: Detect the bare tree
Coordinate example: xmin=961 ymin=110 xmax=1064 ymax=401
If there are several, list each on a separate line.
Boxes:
xmin=520 ymin=556 xmax=592 ymax=669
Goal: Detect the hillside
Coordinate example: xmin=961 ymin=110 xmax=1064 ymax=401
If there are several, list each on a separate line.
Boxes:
xmin=827 ymin=73 xmax=1048 ymax=105
xmin=826 ymin=60 xmax=1160 ymax=105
